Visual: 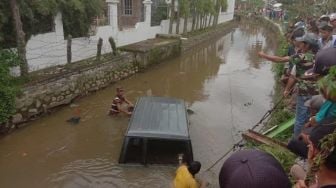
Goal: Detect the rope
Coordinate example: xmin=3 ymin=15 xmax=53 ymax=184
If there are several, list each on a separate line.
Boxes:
xmin=202 ymin=89 xmax=290 ymax=173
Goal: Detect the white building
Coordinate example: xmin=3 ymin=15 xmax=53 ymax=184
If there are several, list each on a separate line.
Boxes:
xmin=25 ymin=0 xmax=236 ymax=71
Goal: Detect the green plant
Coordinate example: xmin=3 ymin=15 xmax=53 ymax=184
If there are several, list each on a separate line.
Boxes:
xmin=151 ymin=0 xmax=168 ymax=26
xmin=305 ymin=131 xmax=336 ymax=186
xmin=0 ymin=0 xmax=104 ymax=48
xmin=59 ymin=0 xmax=104 ymax=38
xmin=245 ymin=142 xmax=296 ymax=172
xmin=318 ymin=67 xmax=336 ymax=101
xmin=258 ymin=144 xmax=296 ymax=172
xmin=0 ymin=49 xmax=20 ymax=124
xmin=273 ymin=126 xmax=293 ymax=142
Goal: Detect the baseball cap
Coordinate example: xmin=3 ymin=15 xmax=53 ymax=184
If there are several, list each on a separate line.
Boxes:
xmin=304 ymin=95 xmax=326 ymax=110
xmin=295 ymin=33 xmax=318 ymax=46
xmin=218 ymin=149 xmax=291 ymax=188
xmin=318 ymin=21 xmax=333 ymax=31
xmin=313 ymin=47 xmax=336 ymax=75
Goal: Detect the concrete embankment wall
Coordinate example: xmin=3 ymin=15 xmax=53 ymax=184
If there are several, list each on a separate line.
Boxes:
xmin=10 ymin=36 xmax=182 ymax=126
xmin=12 ymin=53 xmax=136 ymax=124
xmin=7 ymin=20 xmax=238 ymax=131
xmin=181 ymin=21 xmax=238 ymax=52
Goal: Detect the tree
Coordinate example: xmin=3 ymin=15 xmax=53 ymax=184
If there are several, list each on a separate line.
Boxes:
xmin=202 ymin=0 xmax=215 ymax=28
xmin=191 ymin=0 xmax=197 ymax=31
xmin=10 ymin=0 xmax=28 ymax=76
xmin=58 ymin=0 xmax=104 ymax=38
xmin=180 ymin=0 xmax=191 ymax=34
xmin=1 ymin=0 xmax=104 ymax=48
xmin=213 ymin=0 xmax=228 ymax=26
xmin=195 ymin=0 xmax=204 ymax=29
xmin=0 ymin=0 xmax=59 ymax=48
xmin=0 ymin=49 xmax=20 ymax=125
xmin=280 ymin=0 xmax=336 ymax=18
xmin=168 ymin=0 xmax=176 ymax=34
xmin=176 ymin=0 xmax=181 ymax=34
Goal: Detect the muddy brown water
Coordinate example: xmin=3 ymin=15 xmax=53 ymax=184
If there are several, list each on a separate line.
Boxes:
xmin=0 ymin=21 xmax=278 ymax=188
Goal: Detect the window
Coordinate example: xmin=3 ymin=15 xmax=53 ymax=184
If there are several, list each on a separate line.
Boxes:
xmin=124 ymin=0 xmax=132 ymax=15
xmin=121 ymin=138 xmax=191 ymax=164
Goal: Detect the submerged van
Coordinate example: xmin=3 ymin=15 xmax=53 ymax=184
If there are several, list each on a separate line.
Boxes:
xmin=119 ymin=96 xmax=194 ymax=165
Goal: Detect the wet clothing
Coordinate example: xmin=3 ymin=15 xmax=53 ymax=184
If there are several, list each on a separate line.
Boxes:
xmin=110 ymin=95 xmax=125 ymax=114
xmin=173 ymin=165 xmax=198 ymax=188
xmin=116 ymin=94 xmax=125 ymax=102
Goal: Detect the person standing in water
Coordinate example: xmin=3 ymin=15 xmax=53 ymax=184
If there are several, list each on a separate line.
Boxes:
xmin=109 ymin=87 xmax=134 ymax=115
xmin=173 ymin=154 xmax=207 ymax=188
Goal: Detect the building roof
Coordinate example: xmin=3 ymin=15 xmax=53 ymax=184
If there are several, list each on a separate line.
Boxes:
xmin=125 ymin=96 xmax=190 ymax=140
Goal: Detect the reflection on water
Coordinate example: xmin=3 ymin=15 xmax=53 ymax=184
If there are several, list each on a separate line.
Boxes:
xmin=0 ymin=21 xmax=277 ymax=188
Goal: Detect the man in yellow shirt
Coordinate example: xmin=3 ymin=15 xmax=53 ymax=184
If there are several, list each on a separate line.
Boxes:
xmin=173 ymin=160 xmax=206 ymax=188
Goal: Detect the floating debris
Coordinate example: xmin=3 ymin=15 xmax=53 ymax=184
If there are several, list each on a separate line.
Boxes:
xmin=66 ymin=117 xmax=80 ymax=124
xmin=187 ymin=109 xmax=195 ymax=115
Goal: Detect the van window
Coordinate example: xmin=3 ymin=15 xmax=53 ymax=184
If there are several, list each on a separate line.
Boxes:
xmin=123 ymin=138 xmax=191 ymax=164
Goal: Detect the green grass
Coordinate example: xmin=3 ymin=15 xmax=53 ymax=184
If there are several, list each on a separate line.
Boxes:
xmin=265 ymin=34 xmax=295 ymax=133
xmin=245 ymin=142 xmax=296 ymax=172
xmin=244 ymin=17 xmax=297 ymax=176
xmin=258 ymin=144 xmax=296 ymax=172
xmin=273 ymin=126 xmax=294 ymax=142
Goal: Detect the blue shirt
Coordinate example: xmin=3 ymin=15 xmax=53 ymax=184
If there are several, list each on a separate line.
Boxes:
xmin=316 ymin=100 xmax=336 ymax=123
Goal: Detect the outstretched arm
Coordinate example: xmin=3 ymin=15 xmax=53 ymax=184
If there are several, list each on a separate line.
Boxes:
xmin=258 ymin=51 xmax=290 ymax=63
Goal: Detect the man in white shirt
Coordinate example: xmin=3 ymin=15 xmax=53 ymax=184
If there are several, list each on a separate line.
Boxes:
xmin=318 ymin=22 xmax=336 ymax=49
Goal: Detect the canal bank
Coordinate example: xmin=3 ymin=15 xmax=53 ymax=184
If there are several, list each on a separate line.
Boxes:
xmin=237 ymin=15 xmax=297 ymax=173
xmin=0 ymin=19 xmax=279 ymax=187
xmin=2 ymin=21 xmax=237 ymax=134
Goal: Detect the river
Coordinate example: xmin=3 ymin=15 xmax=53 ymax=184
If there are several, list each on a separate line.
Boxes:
xmin=0 ymin=20 xmax=278 ymax=188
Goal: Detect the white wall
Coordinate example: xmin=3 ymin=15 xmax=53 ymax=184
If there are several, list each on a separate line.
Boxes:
xmin=24 ymin=0 xmax=235 ymax=71
xmin=218 ymin=0 xmax=236 ymax=23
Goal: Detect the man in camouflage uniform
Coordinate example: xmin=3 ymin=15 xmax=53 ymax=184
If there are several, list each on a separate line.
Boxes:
xmin=258 ymin=33 xmax=319 ymax=137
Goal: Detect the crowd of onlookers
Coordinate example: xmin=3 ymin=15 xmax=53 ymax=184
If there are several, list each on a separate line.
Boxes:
xmin=265 ymin=8 xmax=289 ymax=21
xmin=258 ymin=12 xmax=336 ymax=187
xmin=173 ymin=13 xmax=336 ymax=188
xmin=259 ymin=13 xmax=336 ymax=188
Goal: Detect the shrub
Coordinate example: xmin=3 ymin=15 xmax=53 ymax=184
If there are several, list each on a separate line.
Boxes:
xmin=0 ymin=49 xmax=19 ymax=124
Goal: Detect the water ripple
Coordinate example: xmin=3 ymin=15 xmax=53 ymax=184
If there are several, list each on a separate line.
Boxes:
xmin=47 ymin=158 xmax=173 ymax=188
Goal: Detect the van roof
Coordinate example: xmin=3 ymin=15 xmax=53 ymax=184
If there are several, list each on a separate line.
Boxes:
xmin=125 ymin=96 xmax=190 ymax=140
